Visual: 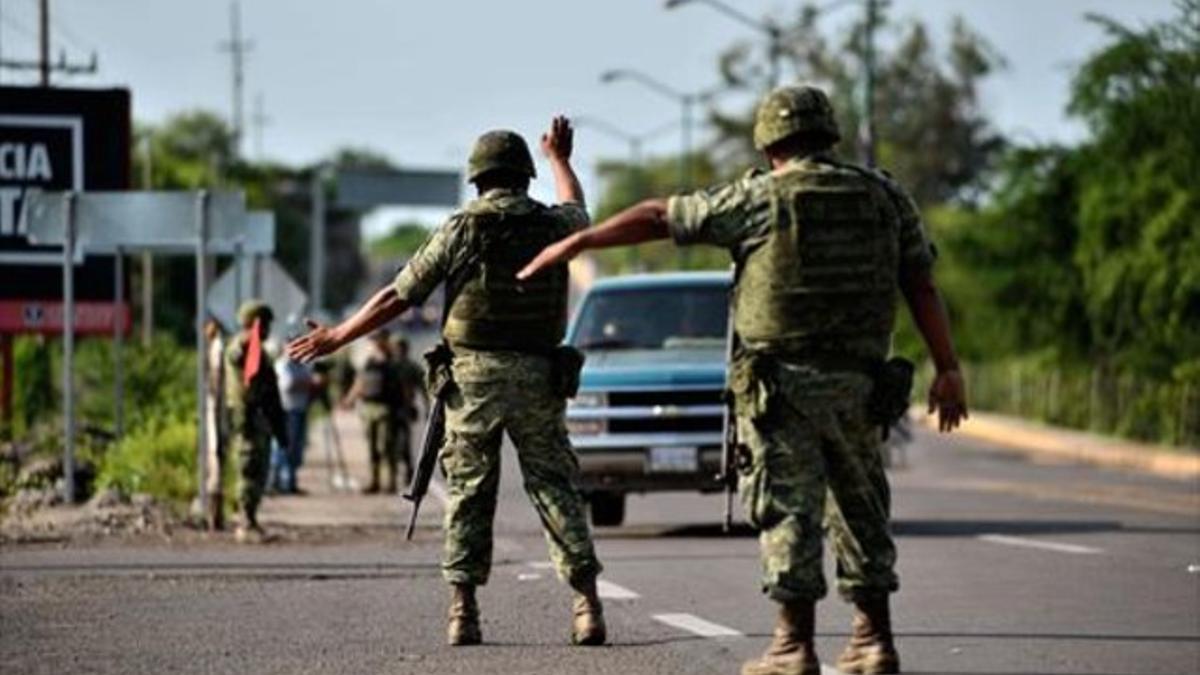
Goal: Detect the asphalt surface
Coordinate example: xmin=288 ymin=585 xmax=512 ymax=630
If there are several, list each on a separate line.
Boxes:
xmin=2 ymin=421 xmax=1198 ymax=675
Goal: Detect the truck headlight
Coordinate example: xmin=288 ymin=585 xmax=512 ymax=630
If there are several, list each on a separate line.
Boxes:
xmin=570 ymin=391 xmax=606 ymax=408
xmin=567 ymin=419 xmax=606 ymax=435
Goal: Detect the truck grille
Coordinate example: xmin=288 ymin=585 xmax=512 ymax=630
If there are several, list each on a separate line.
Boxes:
xmin=609 ymin=416 xmax=723 ymax=434
xmin=608 ymin=389 xmax=723 ymax=407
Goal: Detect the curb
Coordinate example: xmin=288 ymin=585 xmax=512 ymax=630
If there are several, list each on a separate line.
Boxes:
xmin=911 ymin=408 xmax=1200 ymax=482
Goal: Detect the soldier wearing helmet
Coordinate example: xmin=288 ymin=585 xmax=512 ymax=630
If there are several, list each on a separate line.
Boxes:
xmin=225 ymin=300 xmax=289 ymax=543
xmin=287 ymin=117 xmax=608 ymax=648
xmin=516 ymin=85 xmax=969 ymax=675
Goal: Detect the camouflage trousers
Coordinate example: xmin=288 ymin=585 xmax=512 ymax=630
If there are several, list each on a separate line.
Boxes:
xmin=360 ymin=404 xmax=399 ymax=469
xmin=735 ymin=359 xmax=899 ymax=603
xmin=230 ymin=422 xmax=271 ymax=521
xmin=439 ymin=349 xmax=602 ymax=587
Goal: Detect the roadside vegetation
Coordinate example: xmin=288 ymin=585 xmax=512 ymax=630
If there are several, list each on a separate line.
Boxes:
xmin=589 ymin=1 xmax=1199 ymax=448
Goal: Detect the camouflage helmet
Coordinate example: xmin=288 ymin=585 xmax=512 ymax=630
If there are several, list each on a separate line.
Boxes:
xmin=237 ymin=299 xmax=273 ymax=328
xmin=753 ymin=85 xmax=840 ymax=150
xmin=467 ymin=130 xmax=536 ymax=182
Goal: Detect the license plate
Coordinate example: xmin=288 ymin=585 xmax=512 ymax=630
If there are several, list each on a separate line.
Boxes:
xmin=648 ymin=446 xmax=698 ymax=473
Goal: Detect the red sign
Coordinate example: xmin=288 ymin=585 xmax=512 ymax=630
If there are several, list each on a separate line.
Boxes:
xmin=0 ymin=300 xmax=131 ymax=335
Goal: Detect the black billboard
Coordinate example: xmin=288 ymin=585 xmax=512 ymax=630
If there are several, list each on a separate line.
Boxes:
xmin=0 ymin=86 xmax=131 ymax=309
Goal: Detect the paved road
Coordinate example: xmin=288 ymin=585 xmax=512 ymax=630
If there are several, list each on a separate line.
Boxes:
xmin=2 ymin=417 xmax=1198 ymax=674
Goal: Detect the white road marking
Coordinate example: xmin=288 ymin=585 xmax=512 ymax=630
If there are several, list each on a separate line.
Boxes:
xmin=820 ymin=666 xmax=841 ymax=675
xmin=597 ymin=580 xmax=640 ymax=600
xmin=652 ymin=613 xmax=742 ymax=638
xmin=1187 ymin=563 xmax=1200 ymax=574
xmin=978 ymin=534 xmax=1103 ymax=555
xmin=517 ymin=573 xmax=542 ymax=581
xmin=527 ymin=561 xmax=554 ymax=570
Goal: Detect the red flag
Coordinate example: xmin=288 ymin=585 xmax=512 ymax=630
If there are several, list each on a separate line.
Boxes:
xmin=243 ymin=318 xmax=263 ymax=387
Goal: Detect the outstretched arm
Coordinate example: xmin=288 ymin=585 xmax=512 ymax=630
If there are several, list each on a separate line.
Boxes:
xmin=286 ymin=285 xmax=410 ymax=363
xmin=900 ymin=267 xmax=968 ymax=432
xmin=517 ymin=198 xmax=671 ymax=280
xmin=542 ymin=115 xmax=584 ymax=207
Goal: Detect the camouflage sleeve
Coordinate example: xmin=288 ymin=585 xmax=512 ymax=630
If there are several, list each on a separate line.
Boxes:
xmin=391 ymin=215 xmax=467 ymax=306
xmin=879 ymin=176 xmax=936 ymax=274
xmin=549 ymin=202 xmax=591 ymax=234
xmin=664 ymin=174 xmax=773 ymax=250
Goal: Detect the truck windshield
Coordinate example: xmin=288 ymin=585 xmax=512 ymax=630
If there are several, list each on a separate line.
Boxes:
xmin=572 ymin=286 xmax=729 ymax=351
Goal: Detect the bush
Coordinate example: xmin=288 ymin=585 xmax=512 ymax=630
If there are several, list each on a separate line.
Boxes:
xmin=96 ymin=414 xmax=198 ymax=508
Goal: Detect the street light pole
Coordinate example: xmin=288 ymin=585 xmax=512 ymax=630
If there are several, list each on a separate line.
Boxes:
xmin=860 ymin=0 xmax=879 ymax=167
xmin=665 ymin=0 xmax=782 ymax=90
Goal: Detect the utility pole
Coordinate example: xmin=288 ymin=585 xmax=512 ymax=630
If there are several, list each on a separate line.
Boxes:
xmin=860 ymin=0 xmax=879 ymax=167
xmin=219 ymin=0 xmax=252 ymax=159
xmin=251 ymin=92 xmax=270 ymax=160
xmin=0 ymin=0 xmax=98 ymax=84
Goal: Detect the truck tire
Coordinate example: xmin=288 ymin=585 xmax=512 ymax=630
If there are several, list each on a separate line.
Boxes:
xmin=589 ymin=492 xmax=626 ymax=527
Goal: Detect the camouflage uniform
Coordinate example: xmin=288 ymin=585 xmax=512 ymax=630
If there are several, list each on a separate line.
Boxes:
xmin=357 ymin=342 xmax=401 ymax=492
xmin=391 ymin=349 xmax=425 ymax=485
xmin=666 ymin=154 xmax=936 ymax=604
xmin=224 ymin=312 xmax=288 ymax=526
xmin=392 ymin=187 xmax=602 ymax=587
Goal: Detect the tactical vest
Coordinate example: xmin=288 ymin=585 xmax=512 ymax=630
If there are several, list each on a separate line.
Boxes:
xmin=442 ymin=206 xmax=569 ymax=352
xmin=734 ymin=158 xmax=900 ymax=359
xmin=359 ymin=357 xmax=392 ymax=403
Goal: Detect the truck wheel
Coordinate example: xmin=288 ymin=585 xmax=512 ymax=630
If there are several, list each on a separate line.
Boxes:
xmin=589 ymin=492 xmax=626 ymax=527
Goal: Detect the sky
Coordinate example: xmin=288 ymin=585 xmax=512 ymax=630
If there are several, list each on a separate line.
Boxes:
xmin=0 ymin=0 xmax=1178 ymax=235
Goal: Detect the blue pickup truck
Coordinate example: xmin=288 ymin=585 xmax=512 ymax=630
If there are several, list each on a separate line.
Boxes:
xmin=565 ymin=271 xmax=731 ymax=526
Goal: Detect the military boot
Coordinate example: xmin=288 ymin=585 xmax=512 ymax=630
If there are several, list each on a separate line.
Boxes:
xmin=569 ymin=577 xmax=607 ymax=646
xmin=447 ymin=583 xmax=482 ymax=646
xmin=206 ymin=493 xmax=225 ymax=532
xmin=741 ymin=601 xmax=820 ymax=675
xmin=836 ymin=595 xmax=900 ymax=674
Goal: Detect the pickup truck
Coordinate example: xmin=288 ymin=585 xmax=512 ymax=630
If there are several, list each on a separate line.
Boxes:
xmin=565 ymin=271 xmax=731 ymax=526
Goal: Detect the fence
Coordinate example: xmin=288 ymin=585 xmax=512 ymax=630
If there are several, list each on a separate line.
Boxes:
xmin=940 ymin=361 xmax=1199 ymax=449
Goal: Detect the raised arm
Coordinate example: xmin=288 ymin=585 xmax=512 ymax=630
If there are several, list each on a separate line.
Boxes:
xmin=517 ymin=198 xmax=671 ymax=280
xmin=900 ymin=267 xmax=968 ymax=432
xmin=286 ymin=285 xmax=410 ymax=363
xmin=542 ymin=115 xmax=584 ymax=207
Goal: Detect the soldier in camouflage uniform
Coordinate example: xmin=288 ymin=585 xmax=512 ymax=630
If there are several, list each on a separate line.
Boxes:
xmin=343 ymin=329 xmax=402 ymax=494
xmin=389 ymin=335 xmax=427 ymax=486
xmin=287 ymin=117 xmax=607 ymax=648
xmin=518 ymin=87 xmax=969 ymax=675
xmin=226 ymin=300 xmax=289 ymax=543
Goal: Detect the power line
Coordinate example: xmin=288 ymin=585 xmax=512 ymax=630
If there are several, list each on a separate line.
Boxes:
xmin=0 ymin=0 xmax=96 ymax=85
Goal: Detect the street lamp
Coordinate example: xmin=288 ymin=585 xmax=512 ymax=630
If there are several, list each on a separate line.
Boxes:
xmin=666 ymin=0 xmax=880 ymax=167
xmin=600 ymin=68 xmax=728 ymax=190
xmin=574 ymin=115 xmax=679 ymax=166
xmin=664 ymin=0 xmax=784 ymax=89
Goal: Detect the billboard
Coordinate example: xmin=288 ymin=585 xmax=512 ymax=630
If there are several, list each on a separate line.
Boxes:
xmin=0 ymin=86 xmax=131 ymax=334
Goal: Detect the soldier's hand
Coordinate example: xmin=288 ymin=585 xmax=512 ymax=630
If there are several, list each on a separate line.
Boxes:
xmin=928 ymin=369 xmax=968 ymax=432
xmin=541 ymin=115 xmax=573 ymax=162
xmin=516 ymin=233 xmax=582 ymax=280
xmin=286 ymin=319 xmax=341 ymax=364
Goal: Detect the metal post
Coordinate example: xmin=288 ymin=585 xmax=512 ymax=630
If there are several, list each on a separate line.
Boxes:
xmin=38 ymin=0 xmax=49 ymax=86
xmin=309 ymin=170 xmax=325 ymax=314
xmin=141 ymin=136 xmax=154 ymax=346
xmin=680 ymin=96 xmax=693 ymax=190
xmin=233 ymin=239 xmax=244 ymax=310
xmin=62 ymin=192 xmax=76 ymax=503
xmin=113 ymin=246 xmax=124 ymax=438
xmin=195 ymin=191 xmax=210 ymax=508
xmin=860 ymin=0 xmax=878 ymax=167
xmin=767 ymin=27 xmax=782 ymax=89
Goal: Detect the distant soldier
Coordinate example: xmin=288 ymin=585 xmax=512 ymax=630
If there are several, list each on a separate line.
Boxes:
xmin=517 ymin=88 xmax=969 ymax=674
xmin=390 ymin=334 xmax=427 ymax=486
xmin=288 ymin=116 xmax=607 ymax=647
xmin=225 ymin=300 xmax=289 ymax=543
xmin=343 ymin=329 xmax=402 ymax=494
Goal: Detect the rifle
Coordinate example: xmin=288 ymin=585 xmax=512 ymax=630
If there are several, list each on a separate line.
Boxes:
xmin=403 ymin=363 xmax=448 ymax=540
xmin=719 ymin=265 xmax=740 ymax=533
xmin=401 ymin=248 xmax=479 ymax=541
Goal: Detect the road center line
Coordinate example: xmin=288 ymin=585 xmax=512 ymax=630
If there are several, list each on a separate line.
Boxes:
xmin=597 ymin=579 xmax=640 ymax=599
xmin=652 ymin=613 xmax=742 ymax=638
xmin=978 ymin=533 xmax=1103 ymax=555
